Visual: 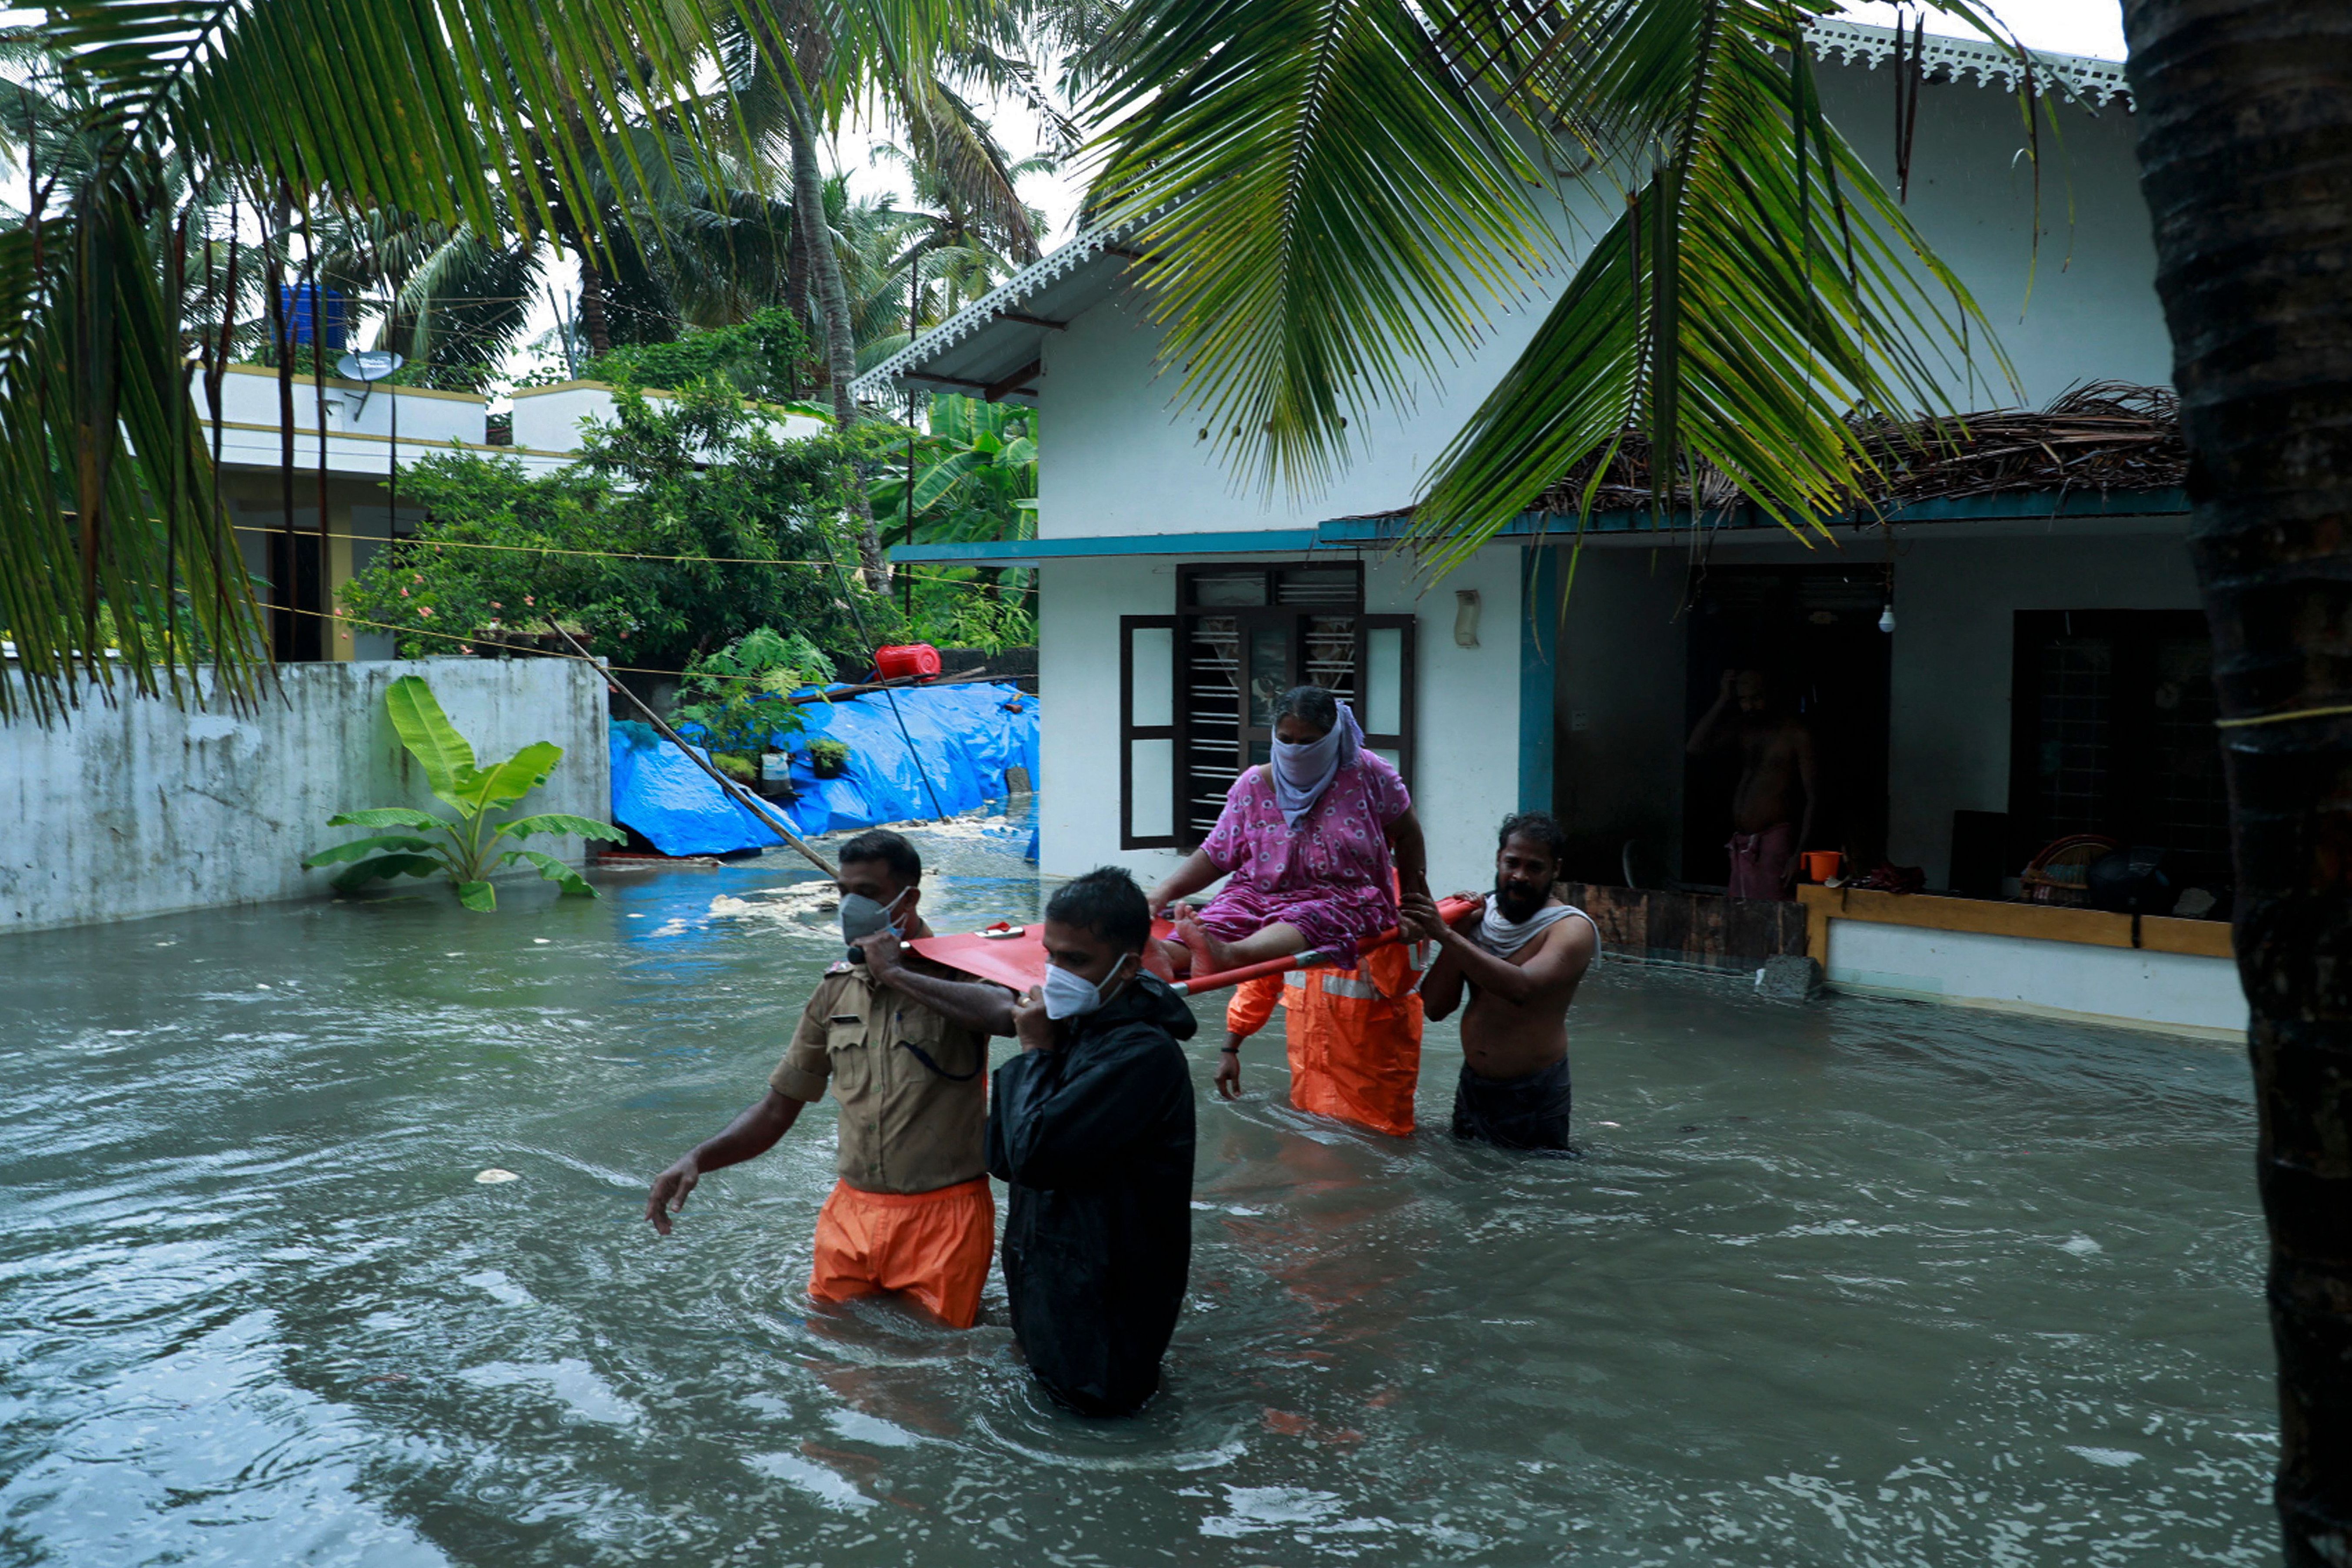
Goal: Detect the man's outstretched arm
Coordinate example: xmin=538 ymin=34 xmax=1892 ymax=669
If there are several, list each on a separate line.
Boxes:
xmin=1688 ymin=668 xmax=1740 ymax=755
xmin=858 ymin=931 xmax=1019 ymax=1036
xmin=645 ymin=1089 xmax=804 ymax=1235
xmin=1385 ymin=807 xmax=1431 ymax=904
xmin=1402 ymin=894 xmax=1472 ymax=1021
xmin=1403 ymin=895 xmax=1594 ymax=1008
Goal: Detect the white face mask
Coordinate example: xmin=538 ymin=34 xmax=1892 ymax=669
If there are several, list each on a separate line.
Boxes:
xmin=1043 ymin=955 xmax=1133 ymax=1020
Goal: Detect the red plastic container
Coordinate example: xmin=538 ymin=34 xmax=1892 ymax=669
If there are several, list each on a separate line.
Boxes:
xmin=873 ymin=642 xmax=942 ymax=681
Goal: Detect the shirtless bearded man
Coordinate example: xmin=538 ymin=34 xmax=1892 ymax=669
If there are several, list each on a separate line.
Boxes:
xmin=1400 ymin=813 xmax=1598 ymax=1153
xmin=1686 ymin=668 xmax=1818 ymax=901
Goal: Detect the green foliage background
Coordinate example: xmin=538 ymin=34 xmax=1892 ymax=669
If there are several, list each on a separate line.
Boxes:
xmin=340 ymin=385 xmax=877 ymax=675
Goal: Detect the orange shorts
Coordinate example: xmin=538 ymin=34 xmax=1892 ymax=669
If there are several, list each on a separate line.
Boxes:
xmin=808 ymin=1176 xmax=994 ymax=1329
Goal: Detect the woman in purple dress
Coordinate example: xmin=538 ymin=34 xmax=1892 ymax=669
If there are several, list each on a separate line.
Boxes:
xmin=1145 ymin=686 xmax=1429 ymax=978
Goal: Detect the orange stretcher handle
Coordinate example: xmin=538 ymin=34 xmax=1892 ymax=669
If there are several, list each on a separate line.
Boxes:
xmin=1170 ymin=894 xmax=1482 ymax=997
xmin=908 ymin=895 xmax=1482 ymax=997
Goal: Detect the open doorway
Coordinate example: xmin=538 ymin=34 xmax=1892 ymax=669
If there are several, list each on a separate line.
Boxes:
xmin=1681 ymin=565 xmax=1891 ymax=887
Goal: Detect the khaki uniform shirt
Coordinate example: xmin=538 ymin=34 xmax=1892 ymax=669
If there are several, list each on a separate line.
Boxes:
xmin=770 ymin=961 xmax=990 ymax=1195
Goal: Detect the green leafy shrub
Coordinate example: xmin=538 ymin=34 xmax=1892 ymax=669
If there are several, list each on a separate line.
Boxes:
xmin=304 ymin=675 xmax=625 ymax=912
xmin=339 ymin=386 xmax=873 ymax=674
xmin=673 ymin=627 xmax=834 ymax=774
xmin=510 ymin=308 xmax=820 ymax=408
xmin=807 ymin=737 xmax=852 ymax=779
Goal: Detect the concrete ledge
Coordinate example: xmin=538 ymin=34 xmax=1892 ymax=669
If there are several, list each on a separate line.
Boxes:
xmin=1 ymin=658 xmax=610 ymax=933
xmin=1797 ymin=884 xmax=2232 ymax=960
xmin=1817 ymin=912 xmax=2246 ymax=1037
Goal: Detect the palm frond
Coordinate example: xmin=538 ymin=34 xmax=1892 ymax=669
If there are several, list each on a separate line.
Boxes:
xmin=1081 ymin=0 xmax=2026 ymax=571
xmin=0 ymin=0 xmax=761 ymax=720
xmin=1412 ymin=3 xmax=2015 ymax=569
xmin=1083 ymin=0 xmax=1552 ymax=492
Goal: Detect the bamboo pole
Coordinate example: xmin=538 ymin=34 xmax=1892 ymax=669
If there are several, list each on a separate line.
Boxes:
xmin=545 ymin=618 xmax=838 ymax=879
xmin=1169 ymin=897 xmax=1481 ymax=996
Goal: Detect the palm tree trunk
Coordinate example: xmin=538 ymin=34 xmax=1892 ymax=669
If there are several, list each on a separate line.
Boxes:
xmin=778 ymin=65 xmax=886 ymax=590
xmin=572 ymin=247 xmax=614 ymax=356
xmin=785 ymin=219 xmax=813 ymax=397
xmin=2121 ymin=5 xmax=2352 ymax=1562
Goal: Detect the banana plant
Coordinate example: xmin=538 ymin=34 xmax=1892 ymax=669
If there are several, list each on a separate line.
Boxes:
xmin=304 ymin=675 xmax=625 ymax=912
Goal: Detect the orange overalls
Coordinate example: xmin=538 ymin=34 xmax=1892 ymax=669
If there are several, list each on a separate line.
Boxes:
xmin=1226 ymin=937 xmax=1432 ymax=1137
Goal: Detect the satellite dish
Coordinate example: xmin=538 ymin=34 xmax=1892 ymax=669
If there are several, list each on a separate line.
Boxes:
xmin=333 ymin=350 xmax=410 ymax=513
xmin=336 ymin=350 xmax=404 ymax=382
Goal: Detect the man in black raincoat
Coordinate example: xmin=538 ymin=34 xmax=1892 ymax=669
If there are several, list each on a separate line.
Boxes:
xmin=988 ymin=867 xmax=1198 ymax=1416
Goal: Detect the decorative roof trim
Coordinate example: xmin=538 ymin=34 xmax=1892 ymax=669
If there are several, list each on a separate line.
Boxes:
xmin=1804 ymin=17 xmax=2132 ymax=109
xmin=850 ymin=215 xmax=1149 ymax=402
xmin=858 ymin=20 xmax=2130 ymax=402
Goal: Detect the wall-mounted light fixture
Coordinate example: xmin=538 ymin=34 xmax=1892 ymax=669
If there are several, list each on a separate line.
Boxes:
xmin=1454 ymin=589 xmax=1482 ymax=648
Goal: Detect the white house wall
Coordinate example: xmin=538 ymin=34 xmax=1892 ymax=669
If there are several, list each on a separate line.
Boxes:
xmin=1823 ymin=919 xmax=2246 ymax=1036
xmin=1811 ymin=64 xmax=2173 ymax=405
xmin=1036 ymin=545 xmax=1526 ymax=890
xmin=1036 ymin=292 xmax=1566 ymax=539
xmin=1033 ymin=57 xmax=2167 ymax=551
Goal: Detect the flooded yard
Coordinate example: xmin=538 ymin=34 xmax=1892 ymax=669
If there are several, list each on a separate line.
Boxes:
xmin=0 ymin=820 xmax=2274 ymax=1565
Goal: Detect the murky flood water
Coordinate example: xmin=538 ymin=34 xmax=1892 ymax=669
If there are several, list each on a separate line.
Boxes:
xmin=2 ymin=817 xmax=2275 ymax=1565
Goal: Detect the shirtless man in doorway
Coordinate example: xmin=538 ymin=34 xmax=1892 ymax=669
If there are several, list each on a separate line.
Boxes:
xmin=1399 ymin=813 xmax=1598 ymax=1153
xmin=1686 ymin=668 xmax=1818 ymax=900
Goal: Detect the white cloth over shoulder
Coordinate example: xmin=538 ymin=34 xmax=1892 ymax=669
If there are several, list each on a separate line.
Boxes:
xmin=1473 ymin=900 xmax=1600 ymax=960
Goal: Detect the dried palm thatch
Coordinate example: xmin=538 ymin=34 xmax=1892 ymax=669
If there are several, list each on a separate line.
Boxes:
xmin=1507 ymin=382 xmax=2186 ymax=522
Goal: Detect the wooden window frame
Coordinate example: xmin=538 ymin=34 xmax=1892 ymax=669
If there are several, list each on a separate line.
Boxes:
xmin=1356 ymin=612 xmax=1417 ymax=794
xmin=1119 ymin=614 xmax=1181 ymax=850
xmin=2007 ymin=608 xmax=2226 ymax=869
xmin=1151 ymin=561 xmax=1426 ymax=849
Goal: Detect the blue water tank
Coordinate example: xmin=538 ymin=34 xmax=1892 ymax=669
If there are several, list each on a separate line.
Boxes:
xmin=279 ymin=284 xmax=347 ymax=350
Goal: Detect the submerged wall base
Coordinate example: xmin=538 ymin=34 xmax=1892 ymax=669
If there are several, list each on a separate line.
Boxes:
xmin=1814 ymin=902 xmax=2246 ymax=1038
xmin=1 ymin=658 xmax=610 ymax=933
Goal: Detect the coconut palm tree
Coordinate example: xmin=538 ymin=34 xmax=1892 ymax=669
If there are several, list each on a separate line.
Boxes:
xmin=0 ymin=0 xmax=781 ymax=721
xmin=713 ymin=0 xmax=1036 ymax=587
xmin=2119 ymin=4 xmax=2352 ymax=1561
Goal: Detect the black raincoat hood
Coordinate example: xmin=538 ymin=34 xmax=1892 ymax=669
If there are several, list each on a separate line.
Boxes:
xmin=1068 ymin=970 xmax=1198 ymax=1046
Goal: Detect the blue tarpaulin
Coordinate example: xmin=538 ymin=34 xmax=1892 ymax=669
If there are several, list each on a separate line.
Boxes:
xmin=610 ymin=681 xmax=1039 ymax=857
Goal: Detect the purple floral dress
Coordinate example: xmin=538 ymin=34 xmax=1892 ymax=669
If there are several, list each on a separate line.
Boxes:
xmin=1195 ymin=754 xmax=1411 ymax=969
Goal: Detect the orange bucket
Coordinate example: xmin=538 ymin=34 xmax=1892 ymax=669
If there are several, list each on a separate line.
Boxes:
xmin=1803 ymin=850 xmax=1843 ymax=884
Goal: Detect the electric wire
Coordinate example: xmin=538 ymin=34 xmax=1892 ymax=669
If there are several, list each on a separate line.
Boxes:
xmin=811 ymin=529 xmax=950 ymax=823
xmin=260 ymin=600 xmax=1019 ymax=695
xmin=224 ymin=522 xmax=1022 ymax=591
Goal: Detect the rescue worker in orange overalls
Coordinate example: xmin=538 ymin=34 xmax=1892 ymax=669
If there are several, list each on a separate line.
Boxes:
xmin=1216 ymin=930 xmax=1433 ymax=1137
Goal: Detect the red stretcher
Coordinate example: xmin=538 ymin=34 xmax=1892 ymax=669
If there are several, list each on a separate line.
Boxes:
xmin=907 ymin=896 xmax=1480 ymax=997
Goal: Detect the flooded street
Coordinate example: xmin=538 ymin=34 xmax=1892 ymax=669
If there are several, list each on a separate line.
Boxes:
xmin=0 ymin=819 xmax=2274 ymax=1565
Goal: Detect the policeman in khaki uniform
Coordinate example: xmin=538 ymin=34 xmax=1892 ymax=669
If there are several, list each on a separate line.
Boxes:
xmin=646 ymin=830 xmax=1016 ymax=1328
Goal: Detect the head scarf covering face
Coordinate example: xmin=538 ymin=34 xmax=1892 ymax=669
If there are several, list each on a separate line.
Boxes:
xmin=1269 ymin=700 xmax=1363 ymax=830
